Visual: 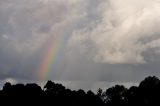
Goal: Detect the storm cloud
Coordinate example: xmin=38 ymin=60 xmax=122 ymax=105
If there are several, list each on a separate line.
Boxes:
xmin=0 ymin=0 xmax=160 ymax=90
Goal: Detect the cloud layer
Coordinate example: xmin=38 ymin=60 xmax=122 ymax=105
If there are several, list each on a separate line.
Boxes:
xmin=68 ymin=0 xmax=160 ymax=64
xmin=0 ymin=0 xmax=160 ymax=86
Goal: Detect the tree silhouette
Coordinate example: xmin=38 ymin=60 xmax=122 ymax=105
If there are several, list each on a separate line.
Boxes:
xmin=0 ymin=76 xmax=160 ymax=106
xmin=103 ymin=85 xmax=127 ymax=106
xmin=138 ymin=76 xmax=160 ymax=106
xmin=122 ymin=86 xmax=139 ymax=106
xmin=3 ymin=82 xmax=12 ymax=95
xmin=97 ymin=88 xmax=103 ymax=97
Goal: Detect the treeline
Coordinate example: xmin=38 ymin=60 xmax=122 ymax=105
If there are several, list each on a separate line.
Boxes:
xmin=0 ymin=76 xmax=160 ymax=106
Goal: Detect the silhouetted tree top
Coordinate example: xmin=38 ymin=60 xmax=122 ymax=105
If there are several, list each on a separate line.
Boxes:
xmin=97 ymin=88 xmax=103 ymax=97
xmin=139 ymin=76 xmax=160 ymax=89
xmin=3 ymin=82 xmax=12 ymax=92
xmin=0 ymin=76 xmax=160 ymax=106
xmin=44 ymin=80 xmax=54 ymax=90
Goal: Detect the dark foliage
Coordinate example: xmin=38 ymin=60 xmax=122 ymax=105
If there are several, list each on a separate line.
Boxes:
xmin=0 ymin=76 xmax=160 ymax=106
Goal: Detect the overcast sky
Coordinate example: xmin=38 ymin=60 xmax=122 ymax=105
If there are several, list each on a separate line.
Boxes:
xmin=1 ymin=0 xmax=160 ymax=90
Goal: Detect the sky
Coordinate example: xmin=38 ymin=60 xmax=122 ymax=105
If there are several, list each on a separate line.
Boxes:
xmin=0 ymin=0 xmax=160 ymax=91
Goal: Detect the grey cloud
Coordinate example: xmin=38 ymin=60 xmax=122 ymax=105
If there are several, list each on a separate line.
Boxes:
xmin=0 ymin=0 xmax=160 ymax=90
xmin=0 ymin=0 xmax=89 ymax=80
xmin=68 ymin=0 xmax=160 ymax=64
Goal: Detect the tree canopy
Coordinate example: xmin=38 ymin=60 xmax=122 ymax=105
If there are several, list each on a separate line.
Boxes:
xmin=0 ymin=76 xmax=160 ymax=106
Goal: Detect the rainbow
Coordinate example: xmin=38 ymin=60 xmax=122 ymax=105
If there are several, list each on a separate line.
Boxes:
xmin=37 ymin=34 xmax=67 ymax=81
